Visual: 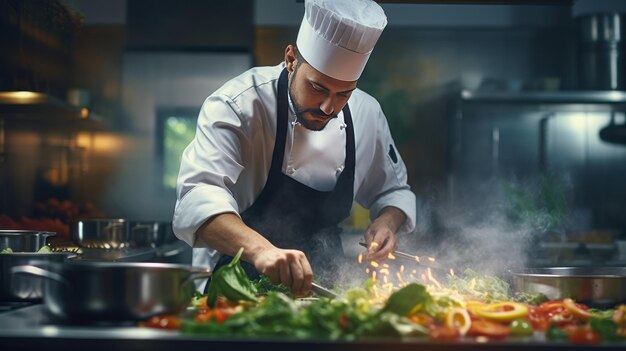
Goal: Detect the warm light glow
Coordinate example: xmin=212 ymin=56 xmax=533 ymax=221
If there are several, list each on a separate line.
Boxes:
xmin=80 ymin=107 xmax=89 ymax=119
xmin=387 ymin=253 xmax=396 ymax=260
xmin=469 ymin=278 xmax=476 ymax=290
xmin=383 ymin=275 xmax=389 ymax=284
xmin=4 ymin=91 xmax=40 ymax=100
xmin=427 ymin=268 xmax=442 ymax=289
xmin=400 ymin=265 xmax=404 ymax=273
xmin=372 ymin=271 xmax=377 ymax=281
xmin=369 ymin=242 xmax=379 ymax=249
xmin=379 ymin=268 xmax=390 ymax=275
xmin=427 ymin=257 xmax=435 ymax=262
xmin=370 ymin=261 xmax=379 ymax=268
xmin=358 ymin=253 xmax=363 ymax=265
xmin=382 ymin=263 xmax=389 ymax=268
xmin=365 ymin=267 xmax=370 ymax=274
xmin=450 ymin=269 xmax=455 ymax=277
xmin=415 ymin=256 xmax=420 ymax=263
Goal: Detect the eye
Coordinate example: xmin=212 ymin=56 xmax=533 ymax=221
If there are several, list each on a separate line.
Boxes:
xmin=310 ymin=83 xmax=326 ymax=93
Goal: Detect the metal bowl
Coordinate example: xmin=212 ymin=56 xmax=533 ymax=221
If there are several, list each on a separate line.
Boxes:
xmin=70 ymin=219 xmax=173 ymax=249
xmin=0 ymin=230 xmax=56 ymax=252
xmin=511 ymin=267 xmax=626 ymax=308
xmin=12 ymin=261 xmax=211 ymax=321
xmin=70 ymin=219 xmax=130 ymax=249
xmin=0 ymin=252 xmax=74 ymax=302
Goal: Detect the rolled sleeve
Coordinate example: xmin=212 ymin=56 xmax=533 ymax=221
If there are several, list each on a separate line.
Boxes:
xmin=369 ymin=189 xmax=416 ymax=235
xmin=173 ymin=184 xmax=240 ymax=247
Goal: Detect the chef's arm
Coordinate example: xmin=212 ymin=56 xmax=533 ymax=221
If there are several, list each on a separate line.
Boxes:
xmin=363 ymin=206 xmax=406 ymax=261
xmin=196 ymin=213 xmax=313 ymax=295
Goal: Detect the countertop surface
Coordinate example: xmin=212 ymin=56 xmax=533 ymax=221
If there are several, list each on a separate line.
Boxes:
xmin=1 ymin=304 xmax=624 ymax=351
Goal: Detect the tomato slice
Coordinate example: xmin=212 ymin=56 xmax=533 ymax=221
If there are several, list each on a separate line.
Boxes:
xmin=467 ymin=320 xmax=511 ymax=339
xmin=526 ymin=306 xmax=550 ymax=332
xmin=429 ymin=325 xmax=461 ymax=341
xmin=142 ymin=315 xmax=181 ymax=330
xmin=568 ymin=327 xmax=602 ymax=345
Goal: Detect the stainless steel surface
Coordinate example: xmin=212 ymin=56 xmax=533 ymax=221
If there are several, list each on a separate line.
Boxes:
xmin=511 ymin=267 xmax=626 ymax=308
xmin=578 ymin=13 xmax=626 ymax=90
xmin=0 ymin=252 xmax=73 ymax=302
xmin=357 ymin=242 xmax=446 ymax=270
xmin=11 ymin=261 xmax=211 ymax=321
xmin=70 ymin=219 xmax=172 ymax=249
xmin=0 ymin=230 xmax=55 ymax=252
xmin=311 ymin=282 xmax=339 ymax=299
xmin=461 ymin=89 xmax=626 ymax=103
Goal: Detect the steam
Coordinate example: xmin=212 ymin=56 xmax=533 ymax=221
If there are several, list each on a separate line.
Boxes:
xmin=405 ymin=174 xmax=575 ymax=277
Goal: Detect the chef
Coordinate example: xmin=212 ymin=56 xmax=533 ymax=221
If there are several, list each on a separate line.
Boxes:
xmin=173 ymin=0 xmax=416 ymax=296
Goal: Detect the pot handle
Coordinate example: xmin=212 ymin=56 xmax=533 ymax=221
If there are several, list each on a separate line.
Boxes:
xmin=11 ymin=265 xmax=72 ymax=287
xmin=180 ymin=269 xmax=212 ymax=287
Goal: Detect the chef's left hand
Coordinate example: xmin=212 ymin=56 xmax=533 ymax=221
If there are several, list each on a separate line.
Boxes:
xmin=363 ymin=207 xmax=406 ymax=262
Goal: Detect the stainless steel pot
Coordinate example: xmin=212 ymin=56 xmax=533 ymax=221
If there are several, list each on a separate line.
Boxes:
xmin=0 ymin=252 xmax=74 ymax=302
xmin=12 ymin=261 xmax=211 ymax=321
xmin=0 ymin=230 xmax=56 ymax=252
xmin=510 ymin=267 xmax=626 ymax=308
xmin=70 ymin=219 xmax=174 ymax=249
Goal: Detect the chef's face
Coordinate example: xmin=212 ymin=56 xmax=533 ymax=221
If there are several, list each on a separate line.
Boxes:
xmin=285 ymin=45 xmax=357 ymax=131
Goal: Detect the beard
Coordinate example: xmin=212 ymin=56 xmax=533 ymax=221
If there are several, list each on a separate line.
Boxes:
xmin=289 ymin=66 xmax=338 ymax=131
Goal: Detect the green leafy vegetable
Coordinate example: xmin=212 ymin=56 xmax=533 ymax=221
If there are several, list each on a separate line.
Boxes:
xmin=511 ymin=291 xmax=549 ymax=306
xmin=0 ymin=248 xmax=13 ymax=254
xmin=382 ymin=283 xmax=430 ymax=316
xmin=37 ymin=245 xmax=52 ymax=253
xmin=546 ymin=324 xmax=569 ymax=342
xmin=207 ymin=248 xmax=258 ymax=307
xmin=589 ymin=317 xmax=619 ymax=343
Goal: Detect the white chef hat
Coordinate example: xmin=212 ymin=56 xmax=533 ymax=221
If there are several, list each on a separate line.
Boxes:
xmin=296 ymin=0 xmax=387 ymax=82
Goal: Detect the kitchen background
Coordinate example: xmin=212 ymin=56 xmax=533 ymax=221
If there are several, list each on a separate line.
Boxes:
xmin=1 ymin=0 xmax=625 ymax=268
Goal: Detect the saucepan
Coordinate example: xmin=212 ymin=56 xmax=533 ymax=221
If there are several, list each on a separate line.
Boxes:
xmin=0 ymin=230 xmax=56 ymax=252
xmin=0 ymin=252 xmax=74 ymax=302
xmin=70 ymin=219 xmax=172 ymax=249
xmin=510 ymin=266 xmax=626 ymax=308
xmin=12 ymin=261 xmax=211 ymax=321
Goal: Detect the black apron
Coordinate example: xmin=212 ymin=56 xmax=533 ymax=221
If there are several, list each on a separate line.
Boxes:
xmin=207 ymin=68 xmax=355 ymax=289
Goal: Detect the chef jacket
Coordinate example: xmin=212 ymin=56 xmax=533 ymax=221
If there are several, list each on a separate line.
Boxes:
xmin=173 ymin=63 xmax=416 ymax=280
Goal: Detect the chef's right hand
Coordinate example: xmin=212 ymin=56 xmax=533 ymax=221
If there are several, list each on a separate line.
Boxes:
xmin=252 ymin=248 xmax=313 ymax=296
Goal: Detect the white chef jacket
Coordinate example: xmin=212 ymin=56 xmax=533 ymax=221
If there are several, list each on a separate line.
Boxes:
xmin=173 ymin=63 xmax=416 ymax=277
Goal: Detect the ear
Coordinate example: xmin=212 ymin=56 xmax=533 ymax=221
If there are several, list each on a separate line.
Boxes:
xmin=284 ymin=44 xmax=298 ymax=73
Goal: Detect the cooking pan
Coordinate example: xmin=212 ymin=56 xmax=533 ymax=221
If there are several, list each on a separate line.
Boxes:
xmin=70 ymin=219 xmax=173 ymax=249
xmin=0 ymin=230 xmax=56 ymax=252
xmin=510 ymin=267 xmax=626 ymax=308
xmin=0 ymin=252 xmax=74 ymax=302
xmin=12 ymin=261 xmax=211 ymax=321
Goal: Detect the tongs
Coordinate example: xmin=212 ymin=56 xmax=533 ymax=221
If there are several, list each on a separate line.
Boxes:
xmin=311 ymin=282 xmax=340 ymax=299
xmin=358 ymin=241 xmax=447 ymax=271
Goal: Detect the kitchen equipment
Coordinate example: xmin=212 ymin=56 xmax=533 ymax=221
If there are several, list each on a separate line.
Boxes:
xmin=311 ymin=282 xmax=340 ymax=299
xmin=12 ymin=261 xmax=211 ymax=321
xmin=358 ymin=241 xmax=446 ymax=270
xmin=0 ymin=252 xmax=74 ymax=302
xmin=0 ymin=230 xmax=55 ymax=252
xmin=70 ymin=219 xmax=172 ymax=249
xmin=70 ymin=218 xmax=129 ymax=249
xmin=510 ymin=267 xmax=626 ymax=308
xmin=599 ymin=111 xmax=626 ymax=145
xmin=577 ymin=13 xmax=626 ymax=90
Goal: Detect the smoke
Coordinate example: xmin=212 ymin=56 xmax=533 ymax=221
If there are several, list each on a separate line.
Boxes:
xmin=404 ymin=174 xmax=575 ymax=277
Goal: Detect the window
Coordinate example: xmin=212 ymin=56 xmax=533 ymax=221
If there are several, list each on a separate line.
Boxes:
xmin=156 ymin=108 xmax=198 ymax=189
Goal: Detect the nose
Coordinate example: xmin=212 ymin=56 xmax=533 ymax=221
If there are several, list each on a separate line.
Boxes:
xmin=319 ymin=97 xmax=335 ymax=116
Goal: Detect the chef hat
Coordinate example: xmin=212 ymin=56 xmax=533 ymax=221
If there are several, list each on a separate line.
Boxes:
xmin=296 ymin=0 xmax=387 ymax=81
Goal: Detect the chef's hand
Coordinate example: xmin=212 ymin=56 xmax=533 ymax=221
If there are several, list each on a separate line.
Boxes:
xmin=252 ymin=248 xmax=313 ymax=296
xmin=363 ymin=206 xmax=406 ymax=262
xmin=363 ymin=222 xmax=397 ymax=262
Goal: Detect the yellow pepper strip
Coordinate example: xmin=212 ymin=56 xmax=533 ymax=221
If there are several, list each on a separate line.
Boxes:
xmin=474 ymin=302 xmax=529 ymax=322
xmin=563 ymin=298 xmax=593 ymax=321
xmin=613 ymin=305 xmax=626 ymax=337
xmin=445 ymin=307 xmax=471 ymax=335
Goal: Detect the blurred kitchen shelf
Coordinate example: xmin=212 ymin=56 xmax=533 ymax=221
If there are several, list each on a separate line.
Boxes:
xmin=0 ymin=91 xmax=108 ymax=131
xmin=461 ymin=89 xmax=626 ymax=104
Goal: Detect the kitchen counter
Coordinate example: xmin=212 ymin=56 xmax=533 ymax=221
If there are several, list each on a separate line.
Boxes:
xmin=1 ymin=305 xmax=624 ymax=351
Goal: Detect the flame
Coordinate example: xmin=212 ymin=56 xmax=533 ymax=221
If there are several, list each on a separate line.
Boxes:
xmin=372 ymin=271 xmax=377 ymax=282
xmin=358 ymin=253 xmax=363 ymax=265
xmin=387 ymin=253 xmax=396 ymax=260
xmin=365 ymin=267 xmax=370 ymax=274
xmin=383 ymin=263 xmax=390 ymax=269
xmin=383 ymin=275 xmax=389 ymax=284
xmin=379 ymin=268 xmax=390 ymax=275
xmin=369 ymin=242 xmax=379 ymax=249
xmin=469 ymin=278 xmax=476 ymax=290
xmin=400 ymin=265 xmax=405 ymax=273
xmin=415 ymin=256 xmax=420 ymax=263
xmin=427 ymin=257 xmax=435 ymax=262
xmin=450 ymin=268 xmax=455 ymax=276
xmin=370 ymin=261 xmax=379 ymax=268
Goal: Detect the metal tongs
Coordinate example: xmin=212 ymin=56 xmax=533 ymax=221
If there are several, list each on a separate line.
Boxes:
xmin=311 ymin=282 xmax=340 ymax=299
xmin=358 ymin=241 xmax=447 ymax=271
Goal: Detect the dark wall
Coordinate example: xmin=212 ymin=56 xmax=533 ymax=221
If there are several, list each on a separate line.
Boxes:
xmin=126 ymin=0 xmax=253 ymax=50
